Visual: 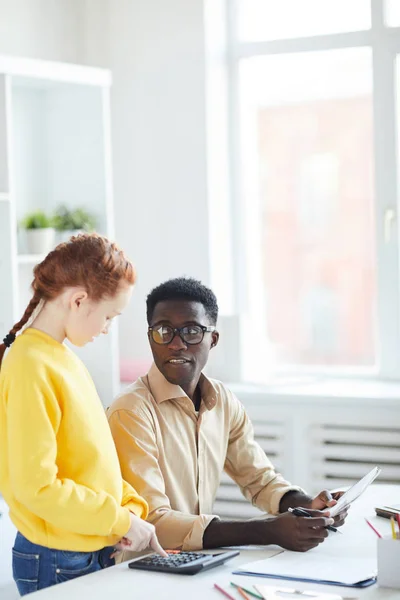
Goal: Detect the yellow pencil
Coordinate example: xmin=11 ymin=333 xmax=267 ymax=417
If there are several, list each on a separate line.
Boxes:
xmin=390 ymin=517 xmax=396 ymax=540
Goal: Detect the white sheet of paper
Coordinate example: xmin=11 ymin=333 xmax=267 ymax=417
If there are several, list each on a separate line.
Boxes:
xmin=236 ymin=531 xmax=376 ymax=585
xmin=254 ymin=585 xmax=358 ymax=600
xmin=223 ymin=547 xmax=282 ymax=555
xmin=328 ymin=466 xmax=381 ymax=518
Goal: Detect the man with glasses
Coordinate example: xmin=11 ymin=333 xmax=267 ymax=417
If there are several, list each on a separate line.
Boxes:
xmin=107 ymin=277 xmax=346 ymax=554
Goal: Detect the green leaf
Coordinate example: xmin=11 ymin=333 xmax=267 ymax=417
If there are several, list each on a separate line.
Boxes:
xmin=20 ymin=211 xmax=53 ymax=229
xmin=52 ymin=206 xmax=97 ymax=231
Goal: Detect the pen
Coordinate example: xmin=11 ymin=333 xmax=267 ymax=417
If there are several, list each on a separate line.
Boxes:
xmin=288 ymin=507 xmax=339 ymax=533
xmin=230 ymin=582 xmax=263 ymax=599
xmin=214 ymin=584 xmax=236 ymax=600
xmin=390 ymin=517 xmax=396 ymax=540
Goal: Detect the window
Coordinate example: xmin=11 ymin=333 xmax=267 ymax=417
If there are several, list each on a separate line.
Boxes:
xmin=386 ymin=0 xmax=400 ymax=26
xmin=237 ymin=0 xmax=371 ymax=42
xmin=228 ymin=0 xmax=400 ymax=381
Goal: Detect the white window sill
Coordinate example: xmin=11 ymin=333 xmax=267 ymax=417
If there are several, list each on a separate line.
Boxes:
xmin=228 ymin=378 xmax=400 ymax=406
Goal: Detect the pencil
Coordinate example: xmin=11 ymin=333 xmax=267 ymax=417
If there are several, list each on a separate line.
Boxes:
xmin=390 ymin=517 xmax=396 ymax=540
xmin=365 ymin=518 xmax=382 ymax=538
xmin=237 ymin=586 xmax=251 ymax=600
xmin=230 ymin=583 xmax=263 ymax=599
xmin=214 ymin=584 xmax=236 ymax=600
xmin=396 ymin=513 xmax=400 ymax=538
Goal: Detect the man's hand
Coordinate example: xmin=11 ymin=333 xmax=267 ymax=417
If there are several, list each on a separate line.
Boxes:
xmin=266 ymin=511 xmax=334 ymax=552
xmin=279 ymin=489 xmax=348 ymax=529
xmin=308 ymin=490 xmax=348 ymax=528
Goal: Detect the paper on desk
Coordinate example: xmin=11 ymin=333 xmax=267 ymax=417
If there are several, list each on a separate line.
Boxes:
xmin=329 ymin=466 xmax=381 ymax=518
xmin=254 ymin=585 xmax=358 ymax=600
xmin=236 ymin=546 xmax=376 ymax=586
xmin=225 ymin=546 xmax=283 ymax=555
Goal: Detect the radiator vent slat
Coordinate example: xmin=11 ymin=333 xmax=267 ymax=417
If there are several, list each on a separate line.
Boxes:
xmin=313 ymin=427 xmax=400 ymax=446
xmin=253 ymin=423 xmax=285 ymax=437
xmin=313 ymin=461 xmax=400 ymax=479
xmin=313 ymin=445 xmax=400 ymax=463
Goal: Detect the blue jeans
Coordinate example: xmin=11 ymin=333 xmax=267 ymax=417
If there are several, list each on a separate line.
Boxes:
xmin=12 ymin=532 xmax=115 ymax=596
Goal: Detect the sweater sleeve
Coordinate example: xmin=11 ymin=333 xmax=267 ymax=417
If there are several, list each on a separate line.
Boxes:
xmin=5 ymin=368 xmax=131 ymax=539
xmin=121 ymin=478 xmax=149 ymax=519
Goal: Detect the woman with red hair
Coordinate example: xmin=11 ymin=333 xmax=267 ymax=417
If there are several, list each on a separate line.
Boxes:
xmin=0 ymin=233 xmax=165 ymax=596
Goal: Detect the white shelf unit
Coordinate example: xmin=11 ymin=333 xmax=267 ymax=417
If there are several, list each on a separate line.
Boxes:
xmin=0 ymin=55 xmax=118 ymax=405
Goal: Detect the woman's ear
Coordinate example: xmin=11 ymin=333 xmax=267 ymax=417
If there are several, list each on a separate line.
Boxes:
xmin=70 ymin=290 xmax=88 ymax=310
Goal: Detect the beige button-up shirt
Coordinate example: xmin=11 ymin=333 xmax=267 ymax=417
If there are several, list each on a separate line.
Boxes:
xmin=107 ymin=363 xmax=301 ymax=551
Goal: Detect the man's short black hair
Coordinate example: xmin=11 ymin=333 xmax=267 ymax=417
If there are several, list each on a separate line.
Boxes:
xmin=146 ymin=277 xmax=219 ymax=325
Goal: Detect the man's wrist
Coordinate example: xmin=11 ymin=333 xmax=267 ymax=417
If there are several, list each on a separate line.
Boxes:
xmin=203 ymin=518 xmax=270 ymax=548
xmin=249 ymin=518 xmax=277 ymax=546
xmin=279 ymin=490 xmax=313 ymax=513
xmin=245 ymin=520 xmax=272 ymax=545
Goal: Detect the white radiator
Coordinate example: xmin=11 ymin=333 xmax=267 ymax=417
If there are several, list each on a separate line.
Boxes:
xmin=310 ymin=424 xmax=400 ymax=493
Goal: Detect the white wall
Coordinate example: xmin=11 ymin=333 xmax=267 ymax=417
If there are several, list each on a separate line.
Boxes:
xmin=0 ymin=0 xmax=82 ymax=63
xmin=83 ymin=0 xmax=212 ymax=365
xmin=1 ymin=0 xmax=215 ymax=370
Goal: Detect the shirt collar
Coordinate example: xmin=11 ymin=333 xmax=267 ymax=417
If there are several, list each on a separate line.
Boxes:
xmin=146 ymin=362 xmax=218 ymax=410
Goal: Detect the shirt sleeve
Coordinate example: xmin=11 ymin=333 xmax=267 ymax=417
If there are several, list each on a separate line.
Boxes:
xmin=108 ymin=406 xmax=217 ymax=550
xmin=121 ymin=479 xmax=149 ymax=519
xmin=224 ymin=390 xmax=304 ymax=515
xmin=5 ymin=369 xmax=131 ymax=539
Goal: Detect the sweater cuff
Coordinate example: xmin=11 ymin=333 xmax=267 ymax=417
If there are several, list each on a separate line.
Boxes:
xmin=112 ymin=507 xmax=131 ymax=538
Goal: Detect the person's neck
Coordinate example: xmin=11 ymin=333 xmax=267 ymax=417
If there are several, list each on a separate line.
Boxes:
xmin=30 ymin=304 xmax=66 ymax=344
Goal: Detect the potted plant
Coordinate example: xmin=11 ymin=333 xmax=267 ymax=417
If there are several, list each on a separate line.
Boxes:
xmin=53 ymin=206 xmax=97 ymax=242
xmin=20 ymin=211 xmax=56 ymax=254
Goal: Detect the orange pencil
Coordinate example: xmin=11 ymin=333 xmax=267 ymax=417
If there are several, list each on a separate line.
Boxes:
xmin=237 ymin=586 xmax=251 ymax=600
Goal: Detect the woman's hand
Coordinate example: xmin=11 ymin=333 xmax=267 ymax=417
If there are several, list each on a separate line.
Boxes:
xmin=113 ymin=513 xmax=167 ymax=558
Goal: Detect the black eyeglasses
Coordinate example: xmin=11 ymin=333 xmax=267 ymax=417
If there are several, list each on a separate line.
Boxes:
xmin=148 ymin=324 xmax=216 ymax=345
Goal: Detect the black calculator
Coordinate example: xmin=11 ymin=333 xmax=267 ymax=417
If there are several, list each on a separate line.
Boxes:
xmin=128 ymin=549 xmax=239 ymax=575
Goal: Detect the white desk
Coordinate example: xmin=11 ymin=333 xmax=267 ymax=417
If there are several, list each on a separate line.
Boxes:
xmin=19 ymin=485 xmax=400 ymax=599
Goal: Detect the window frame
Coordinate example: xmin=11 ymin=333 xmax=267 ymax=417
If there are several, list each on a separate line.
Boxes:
xmin=227 ymin=0 xmax=400 ymax=381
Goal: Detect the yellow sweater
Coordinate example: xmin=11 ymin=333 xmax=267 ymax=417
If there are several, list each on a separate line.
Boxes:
xmin=0 ymin=328 xmax=148 ymax=551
